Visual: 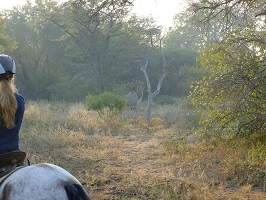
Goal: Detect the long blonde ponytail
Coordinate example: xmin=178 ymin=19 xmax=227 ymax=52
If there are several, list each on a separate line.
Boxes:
xmin=0 ymin=78 xmax=17 ymax=129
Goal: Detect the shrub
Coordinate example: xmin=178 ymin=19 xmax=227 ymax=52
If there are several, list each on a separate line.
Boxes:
xmin=155 ymin=95 xmax=177 ymax=105
xmin=85 ymin=91 xmax=126 ymax=117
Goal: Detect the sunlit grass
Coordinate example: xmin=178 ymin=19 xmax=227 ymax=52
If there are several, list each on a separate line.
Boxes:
xmin=19 ymin=100 xmax=266 ymax=199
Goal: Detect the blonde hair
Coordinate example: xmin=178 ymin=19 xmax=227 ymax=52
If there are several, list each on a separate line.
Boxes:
xmin=0 ymin=77 xmax=17 ymax=129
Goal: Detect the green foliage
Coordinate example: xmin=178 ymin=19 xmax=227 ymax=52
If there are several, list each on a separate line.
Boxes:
xmin=191 ymin=25 xmax=266 ymax=138
xmin=155 ymin=95 xmax=177 ymax=105
xmin=85 ymin=91 xmax=126 ymax=117
xmin=163 ymin=28 xmax=200 ymax=96
xmin=47 ymin=74 xmax=98 ymax=102
xmin=111 ymin=82 xmax=137 ymax=96
xmin=0 ymin=0 xmax=204 ymax=102
xmin=0 ymin=15 xmax=16 ymax=52
xmin=5 ymin=1 xmax=69 ymax=100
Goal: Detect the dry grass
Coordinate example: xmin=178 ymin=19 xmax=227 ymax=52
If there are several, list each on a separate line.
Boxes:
xmin=19 ymin=101 xmax=266 ymax=199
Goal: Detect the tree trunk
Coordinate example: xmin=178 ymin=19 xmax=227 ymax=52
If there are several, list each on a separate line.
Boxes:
xmin=134 ymin=39 xmax=167 ymax=124
xmin=146 ymin=96 xmax=152 ymax=124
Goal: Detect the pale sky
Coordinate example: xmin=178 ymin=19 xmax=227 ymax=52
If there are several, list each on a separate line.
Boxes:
xmin=0 ymin=0 xmax=26 ymax=10
xmin=0 ymin=0 xmax=187 ymax=29
xmin=132 ymin=0 xmax=187 ymax=29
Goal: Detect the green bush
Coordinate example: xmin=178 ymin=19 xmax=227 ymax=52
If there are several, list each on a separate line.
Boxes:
xmin=85 ymin=91 xmax=126 ymax=117
xmin=155 ymin=95 xmax=177 ymax=105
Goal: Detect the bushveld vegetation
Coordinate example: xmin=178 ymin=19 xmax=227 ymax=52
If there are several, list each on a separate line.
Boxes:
xmin=1 ymin=0 xmax=266 ymax=199
xmin=20 ymin=100 xmax=266 ymax=199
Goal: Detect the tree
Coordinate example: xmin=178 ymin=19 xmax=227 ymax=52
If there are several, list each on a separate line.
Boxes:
xmin=163 ymin=3 xmax=251 ymax=97
xmin=190 ymin=0 xmax=265 ymax=25
xmin=50 ymin=0 xmax=135 ymax=93
xmin=189 ymin=0 xmax=266 ymax=138
xmin=5 ymin=0 xmax=67 ymax=100
xmin=99 ymin=15 xmax=163 ymax=92
xmin=0 ymin=14 xmax=16 ymax=52
xmin=134 ymin=37 xmax=166 ymax=124
xmin=163 ymin=31 xmax=199 ymax=96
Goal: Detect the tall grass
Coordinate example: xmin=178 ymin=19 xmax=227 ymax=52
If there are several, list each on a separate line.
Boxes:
xmin=19 ymin=100 xmax=266 ymax=199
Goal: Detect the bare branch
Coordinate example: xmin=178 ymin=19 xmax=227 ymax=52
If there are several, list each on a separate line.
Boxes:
xmin=190 ymin=0 xmax=265 ymax=27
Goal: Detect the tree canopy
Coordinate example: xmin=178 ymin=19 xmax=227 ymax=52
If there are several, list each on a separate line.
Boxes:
xmin=0 ymin=15 xmax=16 ymax=52
xmin=0 ymin=0 xmax=199 ymax=102
xmin=189 ymin=0 xmax=266 ymax=138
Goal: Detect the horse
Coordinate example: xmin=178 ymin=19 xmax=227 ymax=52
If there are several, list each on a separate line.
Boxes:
xmin=0 ymin=163 xmax=90 ymax=200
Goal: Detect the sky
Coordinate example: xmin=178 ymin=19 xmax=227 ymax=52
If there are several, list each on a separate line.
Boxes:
xmin=0 ymin=0 xmax=26 ymax=9
xmin=0 ymin=0 xmax=187 ymax=29
xmin=132 ymin=0 xmax=187 ymax=29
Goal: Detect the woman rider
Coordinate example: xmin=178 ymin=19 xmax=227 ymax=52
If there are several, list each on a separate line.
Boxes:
xmin=0 ymin=54 xmax=25 ymax=155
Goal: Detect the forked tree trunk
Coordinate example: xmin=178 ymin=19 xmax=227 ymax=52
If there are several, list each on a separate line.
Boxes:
xmin=134 ymin=40 xmax=167 ymax=124
xmin=141 ymin=58 xmax=166 ymax=124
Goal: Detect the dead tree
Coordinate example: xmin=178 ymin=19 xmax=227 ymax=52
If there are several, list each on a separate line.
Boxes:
xmin=134 ymin=38 xmax=167 ymax=124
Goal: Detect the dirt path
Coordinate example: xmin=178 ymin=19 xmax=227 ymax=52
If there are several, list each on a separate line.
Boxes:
xmin=84 ymin=130 xmax=178 ymax=200
xmin=122 ymin=136 xmax=175 ymax=179
xmin=81 ymin=129 xmax=266 ymax=200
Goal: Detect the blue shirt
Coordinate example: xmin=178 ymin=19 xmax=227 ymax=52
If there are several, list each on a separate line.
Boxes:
xmin=0 ymin=93 xmax=25 ymax=154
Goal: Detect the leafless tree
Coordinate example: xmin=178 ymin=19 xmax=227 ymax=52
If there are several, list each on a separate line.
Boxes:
xmin=133 ymin=37 xmax=166 ymax=124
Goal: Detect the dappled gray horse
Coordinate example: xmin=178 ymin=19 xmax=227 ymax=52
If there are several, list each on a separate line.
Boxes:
xmin=0 ymin=162 xmax=90 ymax=200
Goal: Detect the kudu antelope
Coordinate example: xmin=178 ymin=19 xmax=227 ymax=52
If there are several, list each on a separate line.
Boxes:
xmin=123 ymin=83 xmax=144 ymax=110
